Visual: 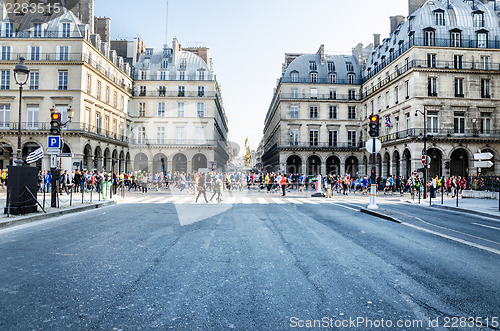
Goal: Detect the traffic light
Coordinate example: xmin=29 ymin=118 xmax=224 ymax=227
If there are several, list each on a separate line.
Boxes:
xmin=445 ymin=161 xmax=450 ymax=169
xmin=368 ymin=115 xmax=379 ymax=137
xmin=50 ymin=112 xmax=62 ymax=135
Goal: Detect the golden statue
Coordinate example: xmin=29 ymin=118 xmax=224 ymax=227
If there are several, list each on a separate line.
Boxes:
xmin=244 ymin=138 xmax=252 ymax=168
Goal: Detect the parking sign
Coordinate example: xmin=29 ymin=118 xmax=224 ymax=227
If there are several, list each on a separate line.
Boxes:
xmin=48 ymin=136 xmax=61 ymax=149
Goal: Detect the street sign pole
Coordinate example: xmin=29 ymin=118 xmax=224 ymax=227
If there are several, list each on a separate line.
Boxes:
xmin=368 ymin=137 xmax=378 ymax=210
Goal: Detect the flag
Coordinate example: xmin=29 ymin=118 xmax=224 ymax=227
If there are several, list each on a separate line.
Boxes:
xmin=385 ymin=115 xmax=392 ymax=128
xmin=26 ymin=147 xmax=43 ymax=164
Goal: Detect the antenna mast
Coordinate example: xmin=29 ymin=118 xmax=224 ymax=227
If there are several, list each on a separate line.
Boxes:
xmin=165 ymin=0 xmax=169 ymax=46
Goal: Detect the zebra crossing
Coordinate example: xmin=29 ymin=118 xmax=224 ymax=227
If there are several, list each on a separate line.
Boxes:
xmin=117 ymin=194 xmax=373 ymax=206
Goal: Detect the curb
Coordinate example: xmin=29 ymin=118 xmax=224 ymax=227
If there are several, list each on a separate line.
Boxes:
xmin=0 ymin=200 xmax=116 ymax=229
xmin=429 ymin=204 xmax=500 ymax=220
xmin=360 ymin=208 xmax=403 ymax=223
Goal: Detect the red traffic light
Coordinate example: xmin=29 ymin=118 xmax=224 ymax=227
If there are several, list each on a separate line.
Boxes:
xmin=51 ymin=113 xmax=60 ymax=121
xmin=370 ymin=115 xmax=378 ymax=122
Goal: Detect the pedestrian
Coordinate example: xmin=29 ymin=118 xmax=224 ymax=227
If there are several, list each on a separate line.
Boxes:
xmin=195 ymin=173 xmax=209 ymax=203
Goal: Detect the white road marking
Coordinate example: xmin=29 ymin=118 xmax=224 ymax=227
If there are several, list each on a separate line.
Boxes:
xmin=174 ymin=197 xmax=193 ymax=204
xmin=288 ymin=199 xmax=303 ymax=204
xmin=156 ymin=196 xmax=178 ymax=204
xmin=472 ymin=223 xmax=500 ymax=231
xmin=225 ymin=197 xmax=236 ymax=204
xmin=271 ymin=198 xmax=285 ymax=204
xmin=257 ymin=198 xmax=269 ymax=204
xmin=242 ymin=197 xmax=252 ymax=204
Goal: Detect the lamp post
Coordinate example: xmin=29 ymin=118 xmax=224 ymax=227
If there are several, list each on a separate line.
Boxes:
xmin=415 ymin=109 xmax=427 ymax=198
xmin=13 ymin=57 xmax=30 ymax=166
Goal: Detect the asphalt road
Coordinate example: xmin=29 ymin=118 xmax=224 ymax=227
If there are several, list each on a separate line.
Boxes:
xmin=0 ymin=192 xmax=498 ymax=330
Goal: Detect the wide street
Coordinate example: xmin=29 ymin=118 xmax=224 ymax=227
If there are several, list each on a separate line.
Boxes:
xmin=0 ymin=189 xmax=498 ymax=330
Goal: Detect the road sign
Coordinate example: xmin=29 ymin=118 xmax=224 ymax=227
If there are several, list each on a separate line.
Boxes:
xmin=47 ymin=148 xmax=60 ymax=154
xmin=57 ymin=153 xmax=73 ymax=158
xmin=366 ymin=138 xmax=381 ymax=154
xmin=413 ymin=170 xmax=417 ymax=176
xmin=474 ymin=161 xmax=494 ymax=168
xmin=48 ymin=136 xmax=61 ymax=149
xmin=421 ymin=155 xmax=431 ymax=165
xmin=50 ymin=154 xmax=57 ymax=168
xmin=474 ymin=152 xmax=493 ymax=160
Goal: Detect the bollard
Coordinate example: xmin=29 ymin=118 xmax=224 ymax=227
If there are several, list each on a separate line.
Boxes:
xmin=441 ymin=185 xmax=444 ymax=205
xmin=429 ymin=187 xmax=432 ymax=206
xmin=418 ymin=187 xmax=421 ymax=204
xmin=90 ymin=188 xmax=93 ymax=203
xmin=456 ymin=187 xmax=459 ymax=207
xmin=43 ymin=189 xmax=46 ymax=209
xmin=70 ymin=185 xmax=73 ymax=206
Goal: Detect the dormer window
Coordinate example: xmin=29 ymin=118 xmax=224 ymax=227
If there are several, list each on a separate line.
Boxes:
xmin=329 ymin=73 xmax=336 ymax=84
xmin=435 ymin=11 xmax=445 ymax=26
xmin=346 ymin=62 xmax=353 ymax=72
xmin=477 ymin=30 xmax=488 ymax=48
xmin=5 ymin=23 xmax=13 ymax=37
xmin=62 ymin=23 xmax=71 ymax=38
xmin=180 ymin=58 xmax=187 ymax=69
xmin=310 ymin=72 xmax=317 ymax=83
xmin=327 ymin=62 xmax=335 ymax=71
xmin=34 ymin=23 xmax=42 ymax=37
xmin=197 ymin=70 xmax=205 ymax=81
xmin=145 ymin=49 xmax=153 ymax=56
xmin=473 ymin=12 xmax=484 ymax=28
xmin=424 ymin=28 xmax=435 ymax=46
xmin=290 ymin=71 xmax=299 ymax=82
xmin=161 ymin=58 xmax=168 ymax=69
xmin=309 ymin=61 xmax=317 ymax=71
xmin=348 ymin=74 xmax=355 ymax=84
xmin=450 ymin=29 xmax=461 ymax=47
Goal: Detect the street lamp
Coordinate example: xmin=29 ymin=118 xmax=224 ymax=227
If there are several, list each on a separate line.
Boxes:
xmin=415 ymin=109 xmax=427 ymax=198
xmin=13 ymin=57 xmax=30 ymax=166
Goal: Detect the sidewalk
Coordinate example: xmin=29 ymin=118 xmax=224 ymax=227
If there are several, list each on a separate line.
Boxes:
xmin=0 ymin=190 xmax=124 ymax=229
xmin=405 ymin=194 xmax=500 ymax=219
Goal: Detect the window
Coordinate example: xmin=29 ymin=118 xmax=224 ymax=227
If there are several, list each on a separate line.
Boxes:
xmin=454 ymin=78 xmax=464 ymax=97
xmin=197 ymin=103 xmax=205 ymax=117
xmin=427 ymin=53 xmax=436 ymax=67
xmin=96 ymin=81 xmax=101 ymax=100
xmin=59 ymin=46 xmax=69 ymax=60
xmin=480 ymin=113 xmax=491 ymax=134
xmin=290 ymin=129 xmax=299 ymax=146
xmin=309 ymin=130 xmax=319 ymax=146
xmin=26 ymin=105 xmax=39 ymax=129
xmin=309 ymin=61 xmax=317 ymax=71
xmin=137 ymin=127 xmax=146 ymax=144
xmin=385 ymin=92 xmax=390 ymax=108
xmin=104 ymin=116 xmax=109 ymax=134
xmin=451 ymin=32 xmax=461 ymax=47
xmin=140 ymin=71 xmax=147 ymax=80
xmin=180 ymin=59 xmax=187 ymax=69
xmin=480 ymin=56 xmax=490 ymax=70
xmin=310 ymin=88 xmax=318 ymax=99
xmin=394 ymin=86 xmax=399 ymax=104
xmin=327 ymin=62 xmax=335 ymax=71
xmin=428 ymin=77 xmax=437 ymax=96
xmin=348 ymin=74 xmax=355 ymax=84
xmin=198 ymin=86 xmax=204 ymax=97
xmin=427 ymin=111 xmax=439 ymax=133
xmin=112 ymin=119 xmax=117 ymax=136
xmin=329 ymin=90 xmax=336 ymax=100
xmin=177 ymin=103 xmax=185 ymax=117
xmin=435 ymin=12 xmax=444 ymax=25
xmin=86 ymin=75 xmax=91 ymax=94
xmin=158 ymin=86 xmax=166 ymax=97
xmin=29 ymin=72 xmax=39 ymax=90
xmin=175 ymin=127 xmax=185 ymax=143
xmin=160 ymin=71 xmax=167 ymax=80
xmin=179 ymin=71 xmax=185 ymax=81
xmin=30 ymin=46 xmax=40 ymax=61
xmin=95 ymin=113 xmax=101 ymax=133
xmin=113 ymin=92 xmax=118 ymax=107
xmin=454 ymin=55 xmax=463 ymax=69
xmin=309 ymin=106 xmax=318 ymax=119
xmin=161 ymin=58 xmax=168 ymax=69
xmin=329 ymin=73 xmax=336 ymax=84
xmin=477 ymin=32 xmax=487 ymax=48
xmin=0 ymin=105 xmax=10 ymax=128
xmin=178 ymin=86 xmax=185 ymax=97
xmin=291 ymin=88 xmax=298 ymax=99
xmin=62 ymin=23 xmax=71 ymax=37
xmin=454 ymin=112 xmax=465 ymax=134
xmin=424 ymin=30 xmax=435 ymax=46
xmin=138 ymin=103 xmax=146 ymax=117
xmin=346 ymin=62 xmax=353 ymax=71
xmin=34 ymin=23 xmax=42 ymax=37
xmin=58 ymin=71 xmax=68 ymax=90
xmin=290 ymin=106 xmax=299 ymax=119
xmin=474 ymin=13 xmax=484 ymax=28
xmin=121 ymin=96 xmax=125 ymax=111
xmin=348 ymin=90 xmax=356 ymax=100
xmin=105 ymin=86 xmax=110 ymax=103
xmin=348 ymin=131 xmax=357 ymax=147
xmin=157 ymin=127 xmax=166 ymax=144
xmin=291 ymin=71 xmax=299 ymax=82
xmin=481 ymin=79 xmax=490 ymax=98
xmin=329 ymin=130 xmax=338 ymax=147
xmin=5 ymin=23 xmax=13 ymax=38
xmin=139 ymin=86 xmax=146 ymax=96
xmin=85 ymin=108 xmax=90 ymax=131
xmin=405 ymin=81 xmax=409 ymax=99
xmin=310 ymin=72 xmax=317 ymax=83
xmin=329 ymin=106 xmax=337 ymax=119
xmin=198 ymin=71 xmax=205 ymax=80
xmin=348 ymin=106 xmax=356 ymax=120
xmin=1 ymin=46 xmax=10 ymax=60
xmin=157 ymin=102 xmax=165 ymax=117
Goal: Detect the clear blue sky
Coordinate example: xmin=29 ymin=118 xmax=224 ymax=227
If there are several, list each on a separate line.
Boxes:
xmin=94 ymin=0 xmax=408 ymax=153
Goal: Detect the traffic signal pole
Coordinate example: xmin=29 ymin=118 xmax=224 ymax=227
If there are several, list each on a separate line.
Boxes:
xmin=368 ymin=137 xmax=378 ymax=210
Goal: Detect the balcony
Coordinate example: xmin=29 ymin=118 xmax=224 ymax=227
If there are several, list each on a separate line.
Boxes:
xmin=280 ymin=77 xmax=362 ymax=85
xmin=280 ymin=93 xmax=360 ymax=102
xmin=0 ymin=29 xmax=85 ymax=39
xmin=279 ymin=142 xmax=363 ymax=150
xmin=129 ymin=139 xmax=217 ymax=147
xmin=133 ymin=91 xmax=217 ymax=98
xmin=379 ymin=128 xmax=500 ymax=144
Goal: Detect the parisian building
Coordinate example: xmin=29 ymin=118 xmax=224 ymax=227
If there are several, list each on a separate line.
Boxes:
xmin=262 ymin=0 xmax=500 ymax=178
xmin=0 ymin=0 xmax=229 ymax=173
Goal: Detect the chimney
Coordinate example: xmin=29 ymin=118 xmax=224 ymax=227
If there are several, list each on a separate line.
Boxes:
xmin=70 ymin=0 xmax=95 ymax=33
xmin=408 ymin=0 xmax=427 ymax=15
xmin=94 ymin=17 xmax=111 ymax=43
xmin=317 ymin=44 xmax=325 ymax=64
xmin=390 ymin=15 xmax=406 ymax=34
xmin=373 ymin=34 xmax=381 ymax=48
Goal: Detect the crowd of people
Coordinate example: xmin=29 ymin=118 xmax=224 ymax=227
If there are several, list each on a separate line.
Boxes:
xmin=28 ymin=169 xmax=470 ymax=201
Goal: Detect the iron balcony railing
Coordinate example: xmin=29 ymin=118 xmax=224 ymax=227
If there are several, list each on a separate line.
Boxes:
xmin=133 ymin=91 xmax=217 ymax=98
xmin=0 ymin=122 xmax=129 ymax=143
xmin=134 ymin=74 xmax=215 ymax=82
xmin=363 ymin=36 xmax=500 ymax=83
xmin=378 ymin=128 xmax=500 ymax=144
xmin=280 ymin=93 xmax=361 ymax=102
xmin=129 ymin=139 xmax=217 ymax=147
xmin=280 ymin=77 xmax=362 ymax=85
xmin=0 ymin=29 xmax=85 ymax=39
xmin=279 ymin=142 xmax=363 ymax=149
